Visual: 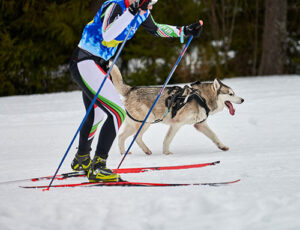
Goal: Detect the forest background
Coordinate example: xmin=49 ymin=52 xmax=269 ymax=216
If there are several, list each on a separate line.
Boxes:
xmin=0 ymin=0 xmax=299 ymax=96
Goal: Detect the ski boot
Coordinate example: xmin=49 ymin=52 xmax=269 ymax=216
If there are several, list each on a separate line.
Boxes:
xmin=71 ymin=153 xmax=92 ymax=172
xmin=87 ymin=156 xmax=122 ymax=182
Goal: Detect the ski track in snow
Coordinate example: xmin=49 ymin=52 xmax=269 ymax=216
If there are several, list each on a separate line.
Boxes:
xmin=0 ymin=76 xmax=299 ymax=230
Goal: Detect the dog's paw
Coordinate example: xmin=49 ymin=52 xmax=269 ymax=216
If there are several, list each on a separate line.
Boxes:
xmin=163 ymin=151 xmax=173 ymax=155
xmin=121 ymin=151 xmax=132 ymax=155
xmin=145 ymin=150 xmax=152 ymax=155
xmin=219 ymin=145 xmax=229 ymax=151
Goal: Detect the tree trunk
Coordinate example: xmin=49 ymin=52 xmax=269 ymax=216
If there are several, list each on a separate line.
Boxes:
xmin=259 ymin=0 xmax=287 ymax=75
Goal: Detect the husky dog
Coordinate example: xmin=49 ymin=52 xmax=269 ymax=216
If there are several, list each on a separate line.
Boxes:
xmin=110 ymin=65 xmax=244 ymax=155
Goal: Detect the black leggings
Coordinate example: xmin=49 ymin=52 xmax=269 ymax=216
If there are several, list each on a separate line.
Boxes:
xmin=79 ymin=92 xmax=117 ymax=159
xmin=69 ymin=48 xmax=126 ymax=159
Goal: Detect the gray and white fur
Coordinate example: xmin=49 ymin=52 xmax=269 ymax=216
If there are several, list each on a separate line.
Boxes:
xmin=110 ymin=64 xmax=244 ymax=155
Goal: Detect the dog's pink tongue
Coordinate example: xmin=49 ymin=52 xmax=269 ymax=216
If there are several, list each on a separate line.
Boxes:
xmin=225 ymin=101 xmax=235 ymax=116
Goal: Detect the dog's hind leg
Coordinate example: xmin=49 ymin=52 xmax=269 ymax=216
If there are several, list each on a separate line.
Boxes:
xmin=135 ymin=123 xmax=152 ymax=155
xmin=194 ymin=121 xmax=229 ymax=151
xmin=118 ymin=119 xmax=152 ymax=155
xmin=163 ymin=123 xmax=182 ymax=155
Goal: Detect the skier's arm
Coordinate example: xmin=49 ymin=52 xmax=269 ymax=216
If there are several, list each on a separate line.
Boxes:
xmin=141 ymin=14 xmax=203 ymax=38
xmin=101 ymin=1 xmax=153 ymax=42
xmin=101 ymin=3 xmax=134 ymax=42
xmin=141 ymin=14 xmax=183 ymax=38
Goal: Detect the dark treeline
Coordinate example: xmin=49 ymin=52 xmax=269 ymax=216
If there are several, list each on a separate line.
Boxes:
xmin=0 ymin=0 xmax=299 ymax=96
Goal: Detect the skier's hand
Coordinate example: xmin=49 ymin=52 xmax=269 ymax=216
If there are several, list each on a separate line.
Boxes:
xmin=184 ymin=20 xmax=203 ymax=37
xmin=129 ymin=0 xmax=152 ymax=15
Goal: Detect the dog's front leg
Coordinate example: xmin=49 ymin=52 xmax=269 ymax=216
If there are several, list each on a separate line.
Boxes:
xmin=194 ymin=121 xmax=229 ymax=151
xmin=163 ymin=123 xmax=182 ymax=155
xmin=135 ymin=123 xmax=152 ymax=155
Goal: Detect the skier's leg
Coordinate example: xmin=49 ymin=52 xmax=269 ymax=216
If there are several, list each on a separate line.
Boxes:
xmin=79 ymin=94 xmax=105 ymax=152
xmin=75 ymin=58 xmax=125 ymax=181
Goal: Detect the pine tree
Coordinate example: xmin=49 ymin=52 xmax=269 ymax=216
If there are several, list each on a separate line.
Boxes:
xmin=0 ymin=0 xmax=94 ymax=96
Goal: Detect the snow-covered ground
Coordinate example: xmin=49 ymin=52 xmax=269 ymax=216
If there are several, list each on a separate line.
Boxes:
xmin=0 ymin=75 xmax=299 ymax=230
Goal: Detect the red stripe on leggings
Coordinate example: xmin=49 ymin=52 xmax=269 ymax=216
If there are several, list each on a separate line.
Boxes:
xmin=88 ymin=129 xmax=97 ymax=139
xmin=93 ymin=62 xmax=119 ymax=127
xmin=95 ymin=63 xmax=110 ymax=80
xmin=96 ymin=98 xmax=121 ymax=129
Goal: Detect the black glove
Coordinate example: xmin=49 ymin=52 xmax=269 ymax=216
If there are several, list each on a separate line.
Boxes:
xmin=128 ymin=1 xmax=139 ymax=15
xmin=184 ymin=21 xmax=203 ymax=37
xmin=139 ymin=0 xmax=151 ymax=10
xmin=128 ymin=0 xmax=151 ymax=15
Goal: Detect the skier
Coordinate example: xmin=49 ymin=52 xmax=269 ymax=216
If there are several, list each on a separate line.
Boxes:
xmin=69 ymin=0 xmax=203 ymax=182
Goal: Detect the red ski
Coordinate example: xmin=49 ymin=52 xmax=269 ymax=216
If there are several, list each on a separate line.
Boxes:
xmin=113 ymin=161 xmax=220 ymax=174
xmin=20 ymin=179 xmax=240 ymax=189
xmin=0 ymin=161 xmax=220 ymax=185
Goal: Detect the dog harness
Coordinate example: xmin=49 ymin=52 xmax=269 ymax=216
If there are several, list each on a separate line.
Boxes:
xmin=126 ymin=84 xmax=210 ymax=124
xmin=165 ymin=85 xmax=210 ymax=119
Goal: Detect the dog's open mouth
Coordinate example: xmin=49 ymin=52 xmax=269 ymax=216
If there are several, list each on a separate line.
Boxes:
xmin=225 ymin=101 xmax=235 ymax=116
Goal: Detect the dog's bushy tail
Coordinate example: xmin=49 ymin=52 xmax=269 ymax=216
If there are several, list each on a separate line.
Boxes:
xmin=109 ymin=62 xmax=131 ymax=96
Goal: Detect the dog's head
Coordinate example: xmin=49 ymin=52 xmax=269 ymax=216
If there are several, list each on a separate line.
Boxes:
xmin=191 ymin=79 xmax=244 ymax=115
xmin=213 ymin=79 xmax=244 ymax=115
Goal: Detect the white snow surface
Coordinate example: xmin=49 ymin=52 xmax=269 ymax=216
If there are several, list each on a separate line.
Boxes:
xmin=0 ymin=75 xmax=300 ymax=230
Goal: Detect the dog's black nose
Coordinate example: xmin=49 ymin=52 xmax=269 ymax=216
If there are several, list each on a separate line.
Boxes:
xmin=241 ymin=98 xmax=244 ymax=103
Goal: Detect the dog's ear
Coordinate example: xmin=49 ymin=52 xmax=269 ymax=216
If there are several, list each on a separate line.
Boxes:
xmin=213 ymin=78 xmax=221 ymax=91
xmin=217 ymin=78 xmax=223 ymax=85
xmin=191 ymin=81 xmax=201 ymax=87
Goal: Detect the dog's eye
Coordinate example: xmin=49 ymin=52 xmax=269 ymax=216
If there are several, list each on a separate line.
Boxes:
xmin=229 ymin=93 xmax=234 ymax=96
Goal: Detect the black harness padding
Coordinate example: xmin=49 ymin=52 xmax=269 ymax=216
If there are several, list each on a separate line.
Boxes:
xmin=190 ymin=94 xmax=210 ymax=117
xmin=165 ymin=86 xmax=187 ymax=118
xmin=165 ymin=86 xmax=210 ymax=119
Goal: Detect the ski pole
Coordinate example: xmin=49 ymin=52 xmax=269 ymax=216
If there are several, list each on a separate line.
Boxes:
xmin=117 ymin=35 xmax=194 ymax=169
xmin=44 ymin=16 xmax=139 ymax=191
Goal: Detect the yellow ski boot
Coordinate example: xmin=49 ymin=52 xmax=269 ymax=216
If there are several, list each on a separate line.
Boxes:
xmin=71 ymin=153 xmax=92 ymax=172
xmin=88 ymin=156 xmax=121 ymax=182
